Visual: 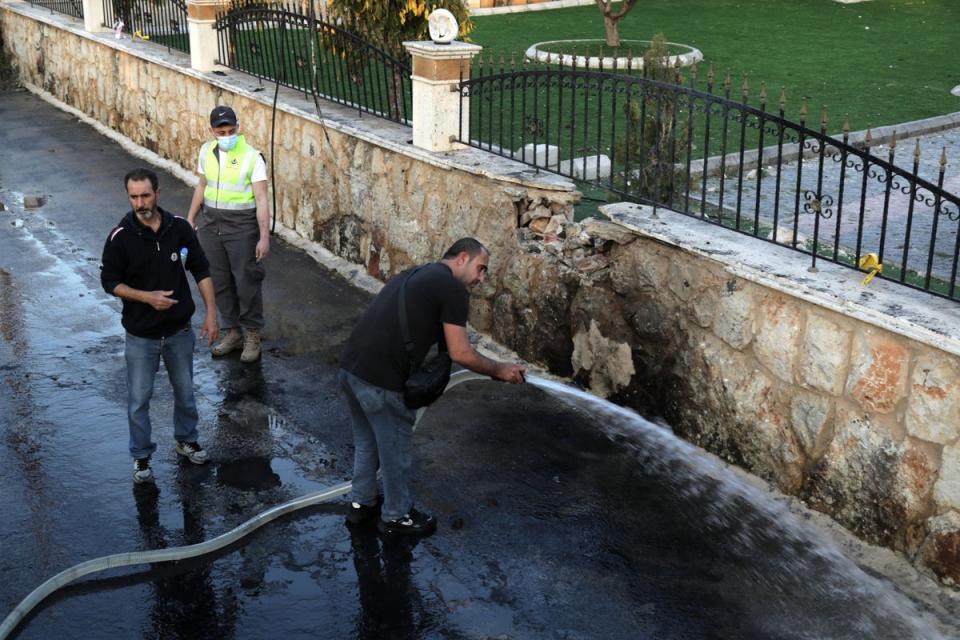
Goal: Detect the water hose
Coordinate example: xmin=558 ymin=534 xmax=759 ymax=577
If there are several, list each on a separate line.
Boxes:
xmin=0 ymin=369 xmax=494 ymax=639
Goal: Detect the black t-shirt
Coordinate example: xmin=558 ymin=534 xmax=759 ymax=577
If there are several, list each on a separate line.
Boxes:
xmin=340 ymin=262 xmax=469 ymax=391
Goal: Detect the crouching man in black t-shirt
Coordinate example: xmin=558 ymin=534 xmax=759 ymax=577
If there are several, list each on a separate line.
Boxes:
xmin=338 ymin=238 xmax=526 ymax=537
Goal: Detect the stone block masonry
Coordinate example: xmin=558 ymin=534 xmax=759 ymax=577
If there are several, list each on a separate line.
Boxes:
xmin=489 ymin=200 xmax=960 ymax=585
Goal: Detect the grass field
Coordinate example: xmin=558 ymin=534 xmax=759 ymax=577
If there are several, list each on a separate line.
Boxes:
xmin=469 ymin=0 xmax=960 ymax=131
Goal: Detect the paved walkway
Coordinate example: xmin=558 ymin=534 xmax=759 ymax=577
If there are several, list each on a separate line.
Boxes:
xmin=699 ymin=124 xmax=960 ymax=284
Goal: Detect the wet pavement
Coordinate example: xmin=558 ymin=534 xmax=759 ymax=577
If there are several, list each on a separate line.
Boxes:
xmin=1 ymin=88 xmax=959 ymax=639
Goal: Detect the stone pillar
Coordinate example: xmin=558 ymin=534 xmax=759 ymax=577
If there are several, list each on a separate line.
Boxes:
xmin=81 ymin=0 xmax=109 ymax=33
xmin=403 ymin=41 xmax=481 ymax=153
xmin=187 ymin=0 xmax=229 ymax=72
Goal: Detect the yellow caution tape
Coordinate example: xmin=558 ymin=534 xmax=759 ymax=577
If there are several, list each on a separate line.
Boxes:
xmin=133 ymin=30 xmax=150 ymax=40
xmin=858 ymin=253 xmax=882 ymax=285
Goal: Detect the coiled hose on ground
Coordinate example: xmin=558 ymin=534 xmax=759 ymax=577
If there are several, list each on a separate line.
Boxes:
xmin=0 ymin=370 xmax=493 ymax=639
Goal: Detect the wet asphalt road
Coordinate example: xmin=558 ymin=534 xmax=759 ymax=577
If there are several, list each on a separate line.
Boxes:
xmin=0 ymin=88 xmax=958 ymax=640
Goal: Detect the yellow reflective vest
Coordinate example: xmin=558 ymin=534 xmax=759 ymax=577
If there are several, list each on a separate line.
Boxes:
xmin=201 ymin=135 xmax=260 ymax=211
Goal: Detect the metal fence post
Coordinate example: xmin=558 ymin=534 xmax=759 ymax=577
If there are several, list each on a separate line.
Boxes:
xmin=187 ymin=0 xmax=227 ymax=71
xmin=403 ymin=40 xmax=481 ymax=152
xmin=81 ymin=0 xmax=107 ymax=32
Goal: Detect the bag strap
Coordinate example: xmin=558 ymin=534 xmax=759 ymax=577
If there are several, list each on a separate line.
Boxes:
xmin=397 ymin=266 xmax=423 ymax=372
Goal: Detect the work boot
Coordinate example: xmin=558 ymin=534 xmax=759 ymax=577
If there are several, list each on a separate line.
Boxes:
xmin=211 ymin=328 xmax=242 ymax=357
xmin=133 ymin=456 xmax=154 ymax=484
xmin=240 ymin=328 xmax=261 ymax=363
xmin=175 ymin=440 xmax=209 ymax=464
xmin=377 ymin=508 xmax=437 ymax=538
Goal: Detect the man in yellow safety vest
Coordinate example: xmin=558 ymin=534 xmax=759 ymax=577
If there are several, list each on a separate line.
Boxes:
xmin=187 ymin=106 xmax=270 ymax=363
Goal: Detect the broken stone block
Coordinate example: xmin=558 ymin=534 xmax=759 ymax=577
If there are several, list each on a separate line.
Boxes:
xmin=581 ymin=218 xmax=636 ymax=245
xmin=543 ymin=214 xmax=566 ymax=237
xmin=529 ymin=217 xmax=550 ymax=235
xmin=23 ymin=194 xmax=45 ymax=208
xmin=520 ymin=205 xmax=552 ymax=226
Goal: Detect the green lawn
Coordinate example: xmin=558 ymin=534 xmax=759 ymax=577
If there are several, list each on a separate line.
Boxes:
xmin=469 ymin=0 xmax=960 ymax=131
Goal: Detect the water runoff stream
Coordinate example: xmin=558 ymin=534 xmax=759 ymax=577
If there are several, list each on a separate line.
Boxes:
xmin=521 ymin=375 xmax=954 ymax=640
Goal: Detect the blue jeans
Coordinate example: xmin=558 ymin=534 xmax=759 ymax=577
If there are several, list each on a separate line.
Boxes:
xmin=125 ymin=327 xmax=199 ymax=459
xmin=338 ymin=369 xmax=416 ymax=522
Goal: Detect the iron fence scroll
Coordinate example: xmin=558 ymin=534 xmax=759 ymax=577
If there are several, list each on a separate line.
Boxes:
xmin=458 ymin=57 xmax=960 ymax=301
xmin=215 ymin=1 xmax=412 ymax=125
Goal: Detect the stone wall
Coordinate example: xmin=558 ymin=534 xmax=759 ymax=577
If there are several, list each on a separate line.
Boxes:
xmin=490 ymin=201 xmax=960 ymax=585
xmin=4 ymin=2 xmax=960 ymax=585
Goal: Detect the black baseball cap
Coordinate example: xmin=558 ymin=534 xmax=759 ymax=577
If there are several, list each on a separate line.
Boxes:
xmin=210 ymin=106 xmax=238 ymax=127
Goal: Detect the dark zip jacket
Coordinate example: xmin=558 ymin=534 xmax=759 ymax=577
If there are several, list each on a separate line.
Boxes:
xmin=100 ymin=208 xmax=211 ymax=339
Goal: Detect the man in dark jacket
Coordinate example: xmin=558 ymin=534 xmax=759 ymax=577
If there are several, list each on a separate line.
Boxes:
xmin=339 ymin=238 xmax=526 ymax=537
xmin=101 ymin=168 xmax=219 ymax=484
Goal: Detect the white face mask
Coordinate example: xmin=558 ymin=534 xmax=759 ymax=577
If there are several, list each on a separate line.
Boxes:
xmin=217 ymin=134 xmax=238 ymax=151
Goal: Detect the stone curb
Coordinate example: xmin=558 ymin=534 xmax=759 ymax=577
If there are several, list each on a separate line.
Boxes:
xmin=598 ymin=201 xmax=960 ymax=359
xmin=470 ymin=0 xmax=594 ymax=17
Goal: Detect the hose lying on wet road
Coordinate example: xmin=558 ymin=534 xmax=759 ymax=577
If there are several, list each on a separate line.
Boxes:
xmin=0 ymin=369 xmax=492 ymax=639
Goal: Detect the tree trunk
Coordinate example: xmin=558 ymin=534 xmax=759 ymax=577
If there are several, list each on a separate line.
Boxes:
xmin=603 ymin=15 xmax=621 ymax=48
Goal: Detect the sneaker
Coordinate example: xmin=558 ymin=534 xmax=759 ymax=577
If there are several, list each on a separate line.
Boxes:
xmin=175 ymin=441 xmax=209 ymax=465
xmin=240 ymin=329 xmax=261 ymax=363
xmin=211 ymin=329 xmax=243 ymax=357
xmin=377 ymin=508 xmax=437 ymax=538
xmin=346 ymin=496 xmax=384 ymax=526
xmin=133 ymin=457 xmax=154 ymax=484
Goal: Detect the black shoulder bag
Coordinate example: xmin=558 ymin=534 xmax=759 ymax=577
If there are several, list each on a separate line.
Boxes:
xmin=399 ymin=267 xmax=452 ymax=410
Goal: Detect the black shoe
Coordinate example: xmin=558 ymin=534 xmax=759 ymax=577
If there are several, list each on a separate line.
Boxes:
xmin=377 ymin=508 xmax=437 ymax=538
xmin=346 ymin=496 xmax=384 ymax=526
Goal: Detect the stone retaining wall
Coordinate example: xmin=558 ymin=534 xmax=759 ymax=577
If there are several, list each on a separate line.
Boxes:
xmin=491 ymin=202 xmax=960 ymax=585
xmin=3 ymin=1 xmax=960 ymax=585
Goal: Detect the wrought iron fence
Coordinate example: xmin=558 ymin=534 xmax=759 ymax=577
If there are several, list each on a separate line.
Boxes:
xmin=101 ymin=0 xmax=189 ymax=53
xmin=215 ymin=1 xmax=412 ymax=125
xmin=458 ymin=57 xmax=960 ymax=301
xmin=27 ymin=0 xmax=84 ymax=20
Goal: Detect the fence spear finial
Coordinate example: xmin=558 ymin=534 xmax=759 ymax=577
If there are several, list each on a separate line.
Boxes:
xmin=890 ymin=129 xmax=897 ymax=150
xmin=723 ymin=69 xmax=732 ymax=93
xmin=942 ymin=147 xmax=949 ymax=171
xmin=779 ymin=87 xmax=786 ymax=114
xmin=865 ymin=127 xmax=873 ymax=148
xmin=914 ymin=138 xmax=921 ymax=162
xmin=799 ymin=97 xmax=807 ymax=123
xmin=759 ymin=81 xmax=767 ymax=106
xmin=742 ymin=74 xmax=749 ymax=100
xmin=820 ymin=106 xmax=828 ymax=132
xmin=707 ymin=64 xmax=714 ymax=90
xmin=843 ymin=113 xmax=850 ymax=138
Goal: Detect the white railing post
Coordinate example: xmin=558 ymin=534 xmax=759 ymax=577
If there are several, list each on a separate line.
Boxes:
xmin=187 ymin=0 xmax=228 ymax=72
xmin=403 ymin=40 xmax=481 ymax=152
xmin=81 ymin=0 xmax=109 ymax=33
